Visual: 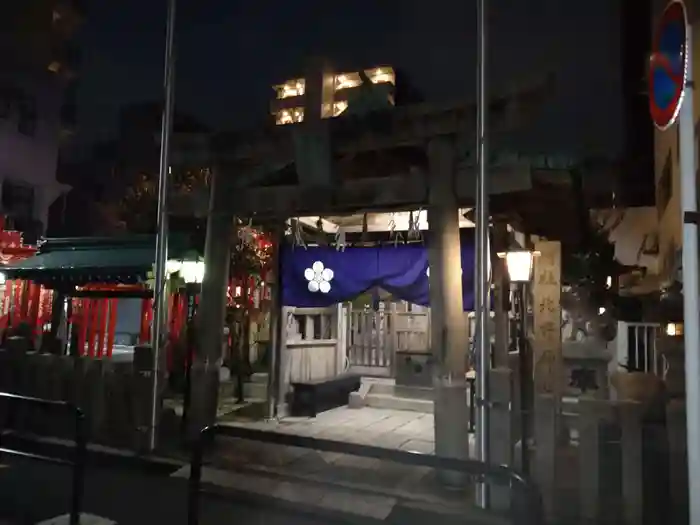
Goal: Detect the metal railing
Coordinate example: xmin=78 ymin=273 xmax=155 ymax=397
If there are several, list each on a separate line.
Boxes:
xmin=0 ymin=392 xmax=87 ymax=525
xmin=618 ymin=321 xmax=661 ymax=375
xmin=187 ymin=424 xmax=544 ymax=525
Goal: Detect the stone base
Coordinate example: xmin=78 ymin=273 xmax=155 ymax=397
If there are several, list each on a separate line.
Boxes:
xmin=395 ymin=351 xmax=434 ymax=388
xmin=36 ymin=514 xmax=116 ymax=525
xmin=243 ymin=372 xmax=268 ymax=400
xmin=348 ymin=378 xmax=435 ymax=413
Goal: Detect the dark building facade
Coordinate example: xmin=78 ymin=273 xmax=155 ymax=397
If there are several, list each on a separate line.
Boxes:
xmin=0 ymin=0 xmax=85 ymax=241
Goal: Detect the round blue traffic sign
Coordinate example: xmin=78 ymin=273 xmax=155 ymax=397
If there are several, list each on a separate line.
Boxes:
xmin=650 ymin=1 xmax=688 ymax=130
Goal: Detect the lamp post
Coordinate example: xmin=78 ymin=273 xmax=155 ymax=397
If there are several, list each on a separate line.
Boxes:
xmin=499 ymin=249 xmax=537 ymax=474
xmin=174 ymin=259 xmax=205 ymax=437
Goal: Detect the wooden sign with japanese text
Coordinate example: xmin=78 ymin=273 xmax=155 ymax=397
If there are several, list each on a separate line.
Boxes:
xmin=532 ymin=241 xmax=562 ymax=395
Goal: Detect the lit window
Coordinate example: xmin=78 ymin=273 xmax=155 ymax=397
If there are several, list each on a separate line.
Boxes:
xmin=48 ymin=61 xmax=62 ymax=73
xmin=333 ymin=101 xmax=348 ymax=116
xmin=365 ymin=67 xmax=395 ymax=85
xmin=275 ymin=79 xmax=305 ymax=99
xmin=334 ymin=72 xmax=362 ymax=91
xmin=666 ymin=322 xmax=684 ymax=337
xmin=276 ymin=107 xmax=304 ymax=125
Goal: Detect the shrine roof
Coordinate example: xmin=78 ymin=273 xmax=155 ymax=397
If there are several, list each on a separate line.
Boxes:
xmin=1 ymin=235 xmax=194 ymax=286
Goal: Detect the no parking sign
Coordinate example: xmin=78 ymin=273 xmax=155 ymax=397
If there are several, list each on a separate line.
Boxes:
xmin=649 ymin=1 xmax=689 ymax=130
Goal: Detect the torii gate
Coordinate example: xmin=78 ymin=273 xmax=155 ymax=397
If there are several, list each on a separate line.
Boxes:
xmin=0 ymin=218 xmax=43 ymax=333
xmin=175 ymin=76 xmax=554 ymax=461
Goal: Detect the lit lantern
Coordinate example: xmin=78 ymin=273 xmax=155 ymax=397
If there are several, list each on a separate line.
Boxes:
xmin=498 ymin=250 xmax=540 ymax=283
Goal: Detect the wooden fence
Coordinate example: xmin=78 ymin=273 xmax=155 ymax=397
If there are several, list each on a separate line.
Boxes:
xmin=283 ymin=306 xmax=345 ymax=384
xmin=344 ymin=302 xmax=430 ymax=377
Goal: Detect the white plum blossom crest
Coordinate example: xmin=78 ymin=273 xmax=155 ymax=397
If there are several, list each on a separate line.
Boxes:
xmin=304 ymin=261 xmax=334 ymax=293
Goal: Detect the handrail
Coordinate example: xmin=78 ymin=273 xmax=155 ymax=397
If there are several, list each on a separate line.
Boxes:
xmin=187 ymin=423 xmax=544 ymax=525
xmin=0 ymin=391 xmax=87 ymax=525
xmin=468 ymin=376 xmax=476 ymax=432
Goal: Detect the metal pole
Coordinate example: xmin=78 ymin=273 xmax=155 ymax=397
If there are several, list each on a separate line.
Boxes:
xmin=266 ymin=226 xmax=284 ymax=420
xmin=518 ymin=282 xmax=530 ymax=475
xmin=475 ymin=0 xmax=491 ymax=509
xmin=149 ymin=0 xmax=177 ymax=451
xmin=679 ymin=26 xmax=700 ymax=525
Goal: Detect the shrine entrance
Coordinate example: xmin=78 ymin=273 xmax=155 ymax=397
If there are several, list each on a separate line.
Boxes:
xmin=274 ymin=210 xmax=479 ymax=398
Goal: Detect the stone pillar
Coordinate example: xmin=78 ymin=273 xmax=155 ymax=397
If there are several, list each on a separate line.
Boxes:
xmin=133 ymin=344 xmax=167 ymax=450
xmin=489 ymin=367 xmax=512 ymax=511
xmin=577 ymin=397 xmax=608 ymax=522
xmin=667 ymin=399 xmax=688 ymax=525
xmin=619 ymin=401 xmax=643 ymax=525
xmin=189 ymin=166 xmax=233 ymax=437
xmin=266 ymin=226 xmax=286 ymax=418
xmin=426 ymin=137 xmax=470 ymax=484
xmin=531 ymin=241 xmax=563 ymax=518
xmin=534 ymin=394 xmax=557 ymax=519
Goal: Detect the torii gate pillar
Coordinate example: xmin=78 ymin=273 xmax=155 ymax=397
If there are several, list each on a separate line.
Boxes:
xmin=426 ymin=137 xmax=471 ymax=485
xmin=189 ymin=166 xmax=234 ymax=435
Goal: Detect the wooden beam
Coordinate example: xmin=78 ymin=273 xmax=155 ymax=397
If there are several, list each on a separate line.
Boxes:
xmin=172 ymin=162 xmax=533 ymax=218
xmin=169 ymin=76 xmax=552 ymax=170
xmin=217 ymin=164 xmax=532 ymax=218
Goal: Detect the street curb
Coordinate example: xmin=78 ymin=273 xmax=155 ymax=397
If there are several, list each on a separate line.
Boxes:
xmin=181 ymin=464 xmax=510 ymax=525
xmin=4 ymin=432 xmax=509 ymax=524
xmin=0 ymin=431 xmax=183 ymax=476
xmin=197 ymin=480 xmax=388 ymax=525
xmin=196 ymin=479 xmax=509 ymax=525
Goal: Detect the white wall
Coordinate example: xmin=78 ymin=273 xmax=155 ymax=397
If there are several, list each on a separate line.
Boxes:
xmin=0 ymin=71 xmax=66 ymax=232
xmin=599 ymin=207 xmax=659 ymax=274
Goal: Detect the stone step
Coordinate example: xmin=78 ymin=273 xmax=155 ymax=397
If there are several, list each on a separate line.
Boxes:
xmin=367 ymin=383 xmax=436 ymax=401
xmin=362 ymin=392 xmax=434 ymax=413
xmin=219 ymin=380 xmax=235 ymax=399
xmin=393 ymin=385 xmax=434 ymax=400
xmin=359 ymin=379 xmax=395 ymax=395
xmin=243 ymin=381 xmax=267 ymax=400
xmin=250 ymin=372 xmax=269 ymax=384
xmin=362 ymin=379 xmax=470 ymax=402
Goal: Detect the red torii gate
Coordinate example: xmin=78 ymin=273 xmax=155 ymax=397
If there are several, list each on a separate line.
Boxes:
xmin=0 ymin=224 xmax=272 ymax=361
xmin=0 ymin=218 xmax=44 ymax=335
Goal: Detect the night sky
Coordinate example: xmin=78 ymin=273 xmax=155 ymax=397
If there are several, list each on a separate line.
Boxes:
xmin=76 ymin=0 xmax=627 ymax=158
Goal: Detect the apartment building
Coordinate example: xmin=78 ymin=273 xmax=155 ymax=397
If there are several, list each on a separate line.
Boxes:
xmin=271 ymin=63 xmax=396 ymax=125
xmin=0 ymin=0 xmax=84 ymax=241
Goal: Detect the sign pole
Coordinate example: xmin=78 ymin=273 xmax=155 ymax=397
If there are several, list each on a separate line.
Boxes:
xmin=475 ymin=0 xmax=491 ymax=509
xmin=679 ymin=23 xmax=700 ymax=525
xmin=149 ymin=0 xmax=177 ymax=452
xmin=650 ymin=3 xmax=700 ymax=524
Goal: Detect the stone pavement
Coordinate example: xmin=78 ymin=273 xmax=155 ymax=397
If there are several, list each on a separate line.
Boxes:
xmin=232 ymin=406 xmax=441 ymax=452
xmin=0 ymin=454 xmax=335 ymax=525
xmin=171 ymin=407 xmax=489 ymax=523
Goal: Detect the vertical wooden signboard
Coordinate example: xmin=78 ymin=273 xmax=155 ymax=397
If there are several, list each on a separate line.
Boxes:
xmin=532 ymin=240 xmax=562 ymax=396
xmin=531 ymin=240 xmax=562 ymax=518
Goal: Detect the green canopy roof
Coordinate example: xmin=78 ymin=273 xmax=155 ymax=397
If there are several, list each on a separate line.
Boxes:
xmin=2 ymin=235 xmax=196 ymax=287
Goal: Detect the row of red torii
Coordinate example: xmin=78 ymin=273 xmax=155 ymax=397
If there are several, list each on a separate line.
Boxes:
xmin=0 ymin=221 xmax=270 ymax=361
